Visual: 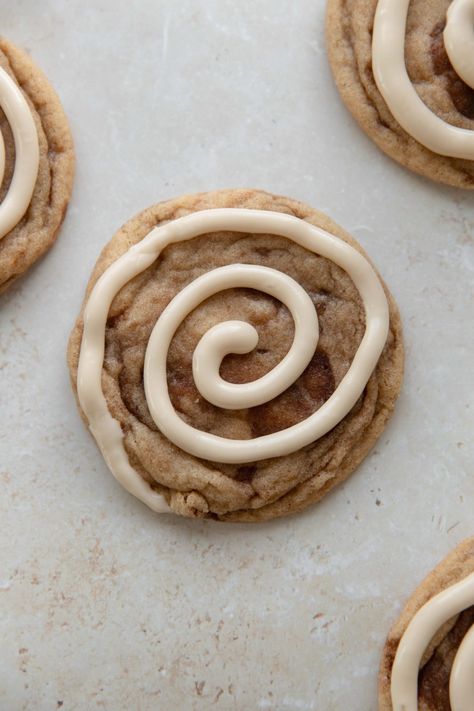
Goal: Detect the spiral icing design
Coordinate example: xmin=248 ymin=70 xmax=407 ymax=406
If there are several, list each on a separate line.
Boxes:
xmin=77 ymin=209 xmax=389 ymax=511
xmin=391 ymin=572 xmax=474 ymax=711
xmin=372 ymin=0 xmax=474 ymax=159
xmin=444 ymin=0 xmax=474 ymax=91
xmin=0 ymin=66 xmax=39 ymax=240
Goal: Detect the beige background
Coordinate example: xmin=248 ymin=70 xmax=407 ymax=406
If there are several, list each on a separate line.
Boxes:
xmin=1 ymin=1 xmax=473 ymax=709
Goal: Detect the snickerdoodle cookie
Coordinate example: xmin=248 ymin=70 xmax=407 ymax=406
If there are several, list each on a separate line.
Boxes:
xmin=0 ymin=38 xmax=74 ymax=294
xmin=326 ymin=0 xmax=474 ymax=188
xmin=379 ymin=537 xmax=474 ymax=710
xmin=68 ymin=189 xmax=403 ymax=521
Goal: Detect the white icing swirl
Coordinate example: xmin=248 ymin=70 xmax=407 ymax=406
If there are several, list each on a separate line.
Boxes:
xmin=391 ymin=571 xmax=474 ymax=711
xmin=0 ymin=66 xmax=39 ymax=240
xmin=444 ymin=0 xmax=474 ymax=91
xmin=144 ymin=263 xmax=322 ymax=462
xmin=77 ymin=209 xmax=389 ymax=511
xmin=372 ymin=0 xmax=474 ymax=159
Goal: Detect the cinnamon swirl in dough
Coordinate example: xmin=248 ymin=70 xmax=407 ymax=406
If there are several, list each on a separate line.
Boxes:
xmin=0 ymin=38 xmax=74 ymax=294
xmin=326 ymin=0 xmax=474 ymax=188
xmin=379 ymin=537 xmax=474 ymax=711
xmin=68 ymin=189 xmax=403 ymax=521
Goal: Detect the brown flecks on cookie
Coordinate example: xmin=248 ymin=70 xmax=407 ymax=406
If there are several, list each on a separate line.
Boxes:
xmin=249 ymin=351 xmax=336 ymax=438
xmin=379 ymin=538 xmax=474 ymax=710
xmin=68 ymin=189 xmax=404 ymax=522
xmin=430 ymin=22 xmax=474 ymax=120
xmin=0 ymin=38 xmax=74 ymax=294
xmin=326 ymin=0 xmax=474 ymax=188
xmin=419 ymin=608 xmax=474 ymax=710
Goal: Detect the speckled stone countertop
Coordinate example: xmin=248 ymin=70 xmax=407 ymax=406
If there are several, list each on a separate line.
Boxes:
xmin=1 ymin=1 xmax=473 ymax=709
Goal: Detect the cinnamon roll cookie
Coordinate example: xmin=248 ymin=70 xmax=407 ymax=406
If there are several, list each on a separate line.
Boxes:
xmin=0 ymin=38 xmax=74 ymax=294
xmin=68 ymin=189 xmax=403 ymax=522
xmin=379 ymin=537 xmax=474 ymax=711
xmin=326 ymin=0 xmax=474 ymax=188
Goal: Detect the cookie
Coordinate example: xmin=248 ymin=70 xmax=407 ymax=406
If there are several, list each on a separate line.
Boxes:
xmin=379 ymin=537 xmax=474 ymax=710
xmin=0 ymin=38 xmax=74 ymax=294
xmin=68 ymin=189 xmax=403 ymax=522
xmin=326 ymin=0 xmax=474 ymax=189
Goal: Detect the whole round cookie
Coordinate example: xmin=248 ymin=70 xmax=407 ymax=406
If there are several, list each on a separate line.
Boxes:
xmin=379 ymin=537 xmax=474 ymax=710
xmin=326 ymin=0 xmax=474 ymax=189
xmin=68 ymin=189 xmax=403 ymax=522
xmin=0 ymin=38 xmax=74 ymax=294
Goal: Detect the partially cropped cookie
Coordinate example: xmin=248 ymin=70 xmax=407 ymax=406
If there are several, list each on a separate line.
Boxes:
xmin=379 ymin=537 xmax=474 ymax=711
xmin=0 ymin=38 xmax=74 ymax=294
xmin=68 ymin=189 xmax=403 ymax=522
xmin=326 ymin=0 xmax=474 ymax=189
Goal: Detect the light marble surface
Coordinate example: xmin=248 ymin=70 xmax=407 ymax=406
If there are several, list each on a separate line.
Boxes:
xmin=0 ymin=1 xmax=473 ymax=709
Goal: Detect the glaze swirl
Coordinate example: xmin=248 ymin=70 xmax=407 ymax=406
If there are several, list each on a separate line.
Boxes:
xmin=391 ymin=572 xmax=474 ymax=711
xmin=372 ymin=0 xmax=474 ymax=159
xmin=0 ymin=66 xmax=39 ymax=240
xmin=77 ymin=209 xmax=389 ymax=511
